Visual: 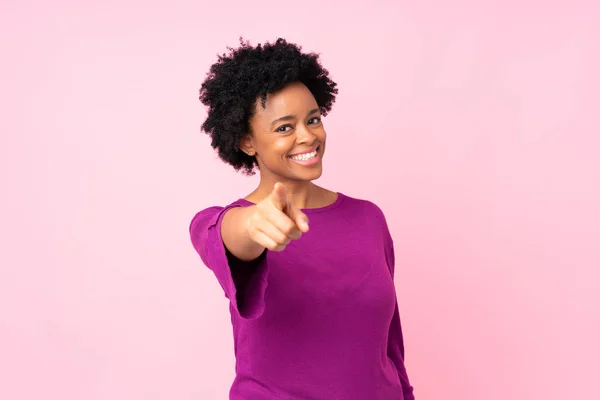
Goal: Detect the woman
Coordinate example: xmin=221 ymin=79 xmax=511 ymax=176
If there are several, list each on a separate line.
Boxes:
xmin=190 ymin=38 xmax=416 ymax=400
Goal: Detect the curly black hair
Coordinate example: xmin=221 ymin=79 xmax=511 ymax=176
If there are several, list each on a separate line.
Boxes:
xmin=199 ymin=38 xmax=338 ymax=175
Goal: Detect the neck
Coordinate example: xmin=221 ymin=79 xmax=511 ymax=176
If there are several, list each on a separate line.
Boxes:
xmin=251 ymin=176 xmax=319 ymax=209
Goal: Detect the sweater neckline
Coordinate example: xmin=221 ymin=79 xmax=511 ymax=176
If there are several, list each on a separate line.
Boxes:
xmin=236 ymin=192 xmax=345 ymax=214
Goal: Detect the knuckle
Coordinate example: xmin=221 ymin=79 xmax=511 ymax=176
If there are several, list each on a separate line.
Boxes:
xmin=255 ymin=209 xmax=267 ymax=221
xmin=282 ymin=223 xmax=296 ymax=236
xmin=276 ymin=235 xmax=289 ymax=245
xmin=248 ymin=215 xmax=260 ymax=228
xmin=274 ymin=244 xmax=287 ymax=252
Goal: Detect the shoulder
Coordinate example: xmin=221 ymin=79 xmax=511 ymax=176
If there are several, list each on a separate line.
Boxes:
xmin=339 ymin=193 xmax=393 ymax=242
xmin=189 ymin=198 xmax=250 ymax=234
xmin=339 ymin=193 xmax=387 ymax=220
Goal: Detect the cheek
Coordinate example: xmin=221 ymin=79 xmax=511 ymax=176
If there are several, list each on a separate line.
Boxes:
xmin=271 ymin=138 xmax=294 ymax=157
xmin=256 ymin=138 xmax=293 ymax=166
xmin=317 ymin=126 xmax=327 ymax=139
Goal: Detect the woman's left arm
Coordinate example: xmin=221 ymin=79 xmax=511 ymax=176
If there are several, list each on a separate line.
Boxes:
xmin=385 ymin=239 xmax=416 ymax=400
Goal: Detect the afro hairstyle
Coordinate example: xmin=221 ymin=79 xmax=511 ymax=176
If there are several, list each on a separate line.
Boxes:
xmin=199 ymin=38 xmax=338 ymax=175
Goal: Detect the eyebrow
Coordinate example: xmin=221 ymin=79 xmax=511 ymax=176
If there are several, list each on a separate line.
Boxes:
xmin=270 ymin=108 xmax=321 ymax=127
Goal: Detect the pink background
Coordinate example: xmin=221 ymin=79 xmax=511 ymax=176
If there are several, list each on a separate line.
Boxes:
xmin=1 ymin=1 xmax=599 ymax=399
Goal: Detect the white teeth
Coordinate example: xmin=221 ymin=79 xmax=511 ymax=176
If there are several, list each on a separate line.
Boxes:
xmin=291 ymin=150 xmax=317 ymax=161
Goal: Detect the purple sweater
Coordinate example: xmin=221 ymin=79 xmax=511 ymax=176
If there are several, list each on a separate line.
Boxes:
xmin=189 ymin=193 xmax=415 ymax=400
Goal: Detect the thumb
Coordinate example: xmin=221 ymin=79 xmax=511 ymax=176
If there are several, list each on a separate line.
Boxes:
xmin=288 ymin=206 xmax=309 ymax=233
xmin=269 ymin=182 xmax=288 ymax=211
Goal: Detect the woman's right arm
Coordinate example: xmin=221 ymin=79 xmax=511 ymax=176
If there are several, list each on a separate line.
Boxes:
xmin=221 ymin=183 xmax=309 ymax=262
xmin=220 ymin=205 xmax=266 ymax=262
xmin=189 ymin=183 xmax=308 ymax=319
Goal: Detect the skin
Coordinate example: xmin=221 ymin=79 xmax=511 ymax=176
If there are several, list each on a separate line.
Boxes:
xmin=221 ymin=82 xmax=338 ymax=261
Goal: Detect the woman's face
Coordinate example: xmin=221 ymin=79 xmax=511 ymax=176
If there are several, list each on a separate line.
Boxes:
xmin=242 ymin=82 xmax=326 ymax=183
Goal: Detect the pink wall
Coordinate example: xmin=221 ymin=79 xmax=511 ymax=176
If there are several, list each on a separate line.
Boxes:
xmin=1 ymin=1 xmax=598 ymax=399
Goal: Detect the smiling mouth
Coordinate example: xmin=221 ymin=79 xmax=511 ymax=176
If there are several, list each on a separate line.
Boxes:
xmin=289 ymin=146 xmax=319 ymax=161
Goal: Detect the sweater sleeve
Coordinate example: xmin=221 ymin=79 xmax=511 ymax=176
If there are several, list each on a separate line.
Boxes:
xmin=385 ymin=238 xmax=416 ymax=400
xmin=189 ymin=204 xmax=269 ymax=320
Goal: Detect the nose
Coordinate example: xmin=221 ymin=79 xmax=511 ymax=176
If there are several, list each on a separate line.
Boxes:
xmin=296 ymin=124 xmax=317 ymax=145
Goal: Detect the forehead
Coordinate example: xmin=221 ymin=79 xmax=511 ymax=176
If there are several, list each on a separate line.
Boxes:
xmin=255 ymin=82 xmax=318 ymax=119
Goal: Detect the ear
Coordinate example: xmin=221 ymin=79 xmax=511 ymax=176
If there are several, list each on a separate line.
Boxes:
xmin=239 ymin=134 xmax=256 ymax=156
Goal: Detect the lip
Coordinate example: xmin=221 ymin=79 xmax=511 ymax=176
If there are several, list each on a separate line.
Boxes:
xmin=289 ymin=145 xmax=319 ymax=157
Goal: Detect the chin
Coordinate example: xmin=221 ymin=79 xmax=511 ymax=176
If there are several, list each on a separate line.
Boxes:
xmin=298 ymin=167 xmax=323 ymax=182
xmin=279 ymin=166 xmax=322 ymax=183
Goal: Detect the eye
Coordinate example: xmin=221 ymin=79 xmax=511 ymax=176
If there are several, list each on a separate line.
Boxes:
xmin=276 ymin=124 xmax=293 ymax=133
xmin=308 ymin=116 xmax=322 ymax=125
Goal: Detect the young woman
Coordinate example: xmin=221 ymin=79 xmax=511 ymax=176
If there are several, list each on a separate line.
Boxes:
xmin=190 ymin=38 xmax=416 ymax=400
